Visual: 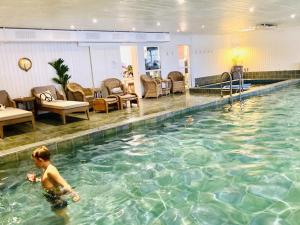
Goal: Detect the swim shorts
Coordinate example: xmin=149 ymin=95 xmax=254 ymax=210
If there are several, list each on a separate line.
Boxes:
xmin=43 ymin=190 xmax=68 ymax=210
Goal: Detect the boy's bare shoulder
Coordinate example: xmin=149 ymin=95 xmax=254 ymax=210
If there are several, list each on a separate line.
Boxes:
xmin=47 ymin=164 xmax=59 ymax=174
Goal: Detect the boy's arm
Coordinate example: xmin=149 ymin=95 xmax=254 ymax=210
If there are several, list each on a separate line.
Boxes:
xmin=48 ymin=169 xmax=80 ymax=202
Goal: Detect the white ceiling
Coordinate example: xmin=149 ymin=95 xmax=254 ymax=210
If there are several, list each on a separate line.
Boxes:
xmin=0 ymin=0 xmax=300 ymax=34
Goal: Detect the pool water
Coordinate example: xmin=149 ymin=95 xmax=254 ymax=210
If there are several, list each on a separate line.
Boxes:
xmin=1 ymin=84 xmax=300 ymax=225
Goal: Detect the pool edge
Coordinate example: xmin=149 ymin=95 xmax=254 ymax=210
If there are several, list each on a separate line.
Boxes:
xmin=1 ymin=79 xmax=299 ymax=164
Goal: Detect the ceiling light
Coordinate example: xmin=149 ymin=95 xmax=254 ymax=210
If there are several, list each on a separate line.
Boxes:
xmin=70 ymin=25 xmax=75 ymax=30
xmin=201 ymin=25 xmax=205 ymax=29
xmin=291 ymin=14 xmax=296 ymax=19
xmin=92 ymin=18 xmax=98 ymax=23
xmin=176 ymin=29 xmax=180 ymax=32
xmin=249 ymin=7 xmax=255 ymax=13
xmin=178 ymin=0 xmax=185 ymax=5
xmin=156 ymin=21 xmax=161 ymax=26
xmin=132 ymin=27 xmax=136 ymax=31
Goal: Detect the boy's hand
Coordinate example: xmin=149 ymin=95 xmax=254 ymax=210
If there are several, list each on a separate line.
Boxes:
xmin=70 ymin=192 xmax=80 ymax=202
xmin=27 ymin=173 xmax=36 ymax=182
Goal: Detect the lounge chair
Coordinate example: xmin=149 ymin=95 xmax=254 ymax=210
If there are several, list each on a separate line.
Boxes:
xmin=66 ymin=82 xmax=94 ymax=108
xmin=0 ymin=90 xmax=35 ymax=138
xmin=167 ymin=71 xmax=185 ymax=93
xmin=103 ymin=78 xmax=139 ymax=109
xmin=140 ymin=74 xmax=162 ymax=98
xmin=31 ymin=85 xmax=90 ymax=124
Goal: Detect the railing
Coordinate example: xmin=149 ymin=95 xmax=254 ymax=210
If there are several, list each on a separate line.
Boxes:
xmin=220 ymin=72 xmax=233 ymax=105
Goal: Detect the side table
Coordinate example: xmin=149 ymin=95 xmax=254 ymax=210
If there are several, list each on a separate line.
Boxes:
xmin=93 ymin=88 xmax=102 ymax=98
xmin=161 ymin=79 xmax=171 ymax=96
xmin=13 ymin=97 xmax=36 ymax=115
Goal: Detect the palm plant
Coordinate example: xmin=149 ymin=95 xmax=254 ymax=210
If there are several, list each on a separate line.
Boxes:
xmin=48 ymin=58 xmax=71 ymax=94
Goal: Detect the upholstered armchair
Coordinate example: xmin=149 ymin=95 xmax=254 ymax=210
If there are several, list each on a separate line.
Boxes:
xmin=167 ymin=71 xmax=185 ymax=93
xmin=140 ymin=74 xmax=162 ymax=98
xmin=66 ymin=82 xmax=94 ymax=107
xmin=0 ymin=90 xmax=16 ymax=107
xmin=103 ymin=78 xmax=126 ymax=96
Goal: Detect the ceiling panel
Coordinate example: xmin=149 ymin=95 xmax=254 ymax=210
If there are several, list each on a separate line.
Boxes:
xmin=0 ymin=0 xmax=299 ymax=34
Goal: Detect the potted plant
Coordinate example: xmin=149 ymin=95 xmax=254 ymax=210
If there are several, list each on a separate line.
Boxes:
xmin=48 ymin=58 xmax=71 ymax=94
xmin=123 ymin=65 xmax=134 ymax=78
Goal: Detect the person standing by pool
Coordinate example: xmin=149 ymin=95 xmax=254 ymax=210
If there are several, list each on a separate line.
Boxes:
xmin=27 ymin=146 xmax=80 ymax=220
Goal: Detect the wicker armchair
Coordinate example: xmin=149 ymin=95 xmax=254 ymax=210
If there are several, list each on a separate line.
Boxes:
xmin=167 ymin=71 xmax=185 ymax=93
xmin=66 ymin=82 xmax=94 ymax=108
xmin=103 ymin=78 xmax=139 ymax=109
xmin=0 ymin=90 xmax=16 ymax=107
xmin=140 ymin=74 xmax=162 ymax=98
xmin=103 ymin=78 xmax=126 ymax=96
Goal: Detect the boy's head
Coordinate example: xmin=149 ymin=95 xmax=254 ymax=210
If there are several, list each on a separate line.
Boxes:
xmin=32 ymin=146 xmax=50 ymax=167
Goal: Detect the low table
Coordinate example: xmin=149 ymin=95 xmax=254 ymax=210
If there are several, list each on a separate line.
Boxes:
xmin=14 ymin=97 xmax=36 ymax=115
xmin=161 ymin=79 xmax=171 ymax=96
xmin=118 ymin=94 xmax=139 ymax=110
xmin=93 ymin=96 xmax=119 ymax=113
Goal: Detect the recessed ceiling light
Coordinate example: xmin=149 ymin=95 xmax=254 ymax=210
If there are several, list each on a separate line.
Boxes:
xmin=92 ymin=18 xmax=98 ymax=23
xmin=70 ymin=25 xmax=75 ymax=30
xmin=291 ymin=14 xmax=296 ymax=19
xmin=249 ymin=7 xmax=255 ymax=13
xmin=201 ymin=25 xmax=205 ymax=29
xmin=177 ymin=29 xmax=180 ymax=32
xmin=132 ymin=27 xmax=136 ymax=31
xmin=178 ymin=0 xmax=185 ymax=5
xmin=156 ymin=21 xmax=161 ymax=26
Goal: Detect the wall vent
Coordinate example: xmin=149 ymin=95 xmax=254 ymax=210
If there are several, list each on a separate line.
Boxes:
xmin=256 ymin=23 xmax=278 ymax=30
xmin=52 ymin=31 xmax=71 ymax=40
xmin=112 ymin=33 xmax=124 ymax=40
xmin=85 ymin=32 xmax=101 ymax=40
xmin=136 ymin=33 xmax=147 ymax=40
xmin=15 ymin=30 xmax=37 ymax=40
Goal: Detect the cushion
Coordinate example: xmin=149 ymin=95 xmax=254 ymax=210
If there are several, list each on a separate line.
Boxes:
xmin=0 ymin=104 xmax=6 ymax=111
xmin=0 ymin=107 xmax=32 ymax=121
xmin=41 ymin=100 xmax=89 ymax=110
xmin=111 ymin=87 xmax=123 ymax=94
xmin=40 ymin=90 xmax=54 ymax=102
xmin=119 ymin=94 xmax=137 ymax=100
xmin=32 ymin=85 xmax=58 ymax=100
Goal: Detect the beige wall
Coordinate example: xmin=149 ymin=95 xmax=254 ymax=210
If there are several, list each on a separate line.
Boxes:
xmin=190 ymin=27 xmax=300 ymax=82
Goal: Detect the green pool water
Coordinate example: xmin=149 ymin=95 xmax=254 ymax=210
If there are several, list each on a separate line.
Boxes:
xmin=2 ymin=84 xmax=300 ymax=225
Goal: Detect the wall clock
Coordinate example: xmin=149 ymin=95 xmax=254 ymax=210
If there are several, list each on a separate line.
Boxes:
xmin=18 ymin=57 xmax=32 ymax=72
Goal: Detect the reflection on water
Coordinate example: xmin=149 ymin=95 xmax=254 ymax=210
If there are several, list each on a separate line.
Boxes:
xmin=1 ymin=84 xmax=300 ymax=224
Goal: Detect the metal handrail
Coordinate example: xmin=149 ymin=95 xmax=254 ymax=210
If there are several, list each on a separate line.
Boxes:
xmin=220 ymin=72 xmax=233 ymax=105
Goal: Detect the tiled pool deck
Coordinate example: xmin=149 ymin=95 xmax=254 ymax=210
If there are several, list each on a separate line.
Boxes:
xmin=1 ymin=79 xmax=299 ymax=164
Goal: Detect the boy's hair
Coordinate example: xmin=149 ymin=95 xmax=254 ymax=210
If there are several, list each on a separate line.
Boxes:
xmin=32 ymin=146 xmax=51 ymax=160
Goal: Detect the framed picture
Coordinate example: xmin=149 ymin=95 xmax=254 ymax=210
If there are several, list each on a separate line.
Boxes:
xmin=144 ymin=47 xmax=161 ymax=71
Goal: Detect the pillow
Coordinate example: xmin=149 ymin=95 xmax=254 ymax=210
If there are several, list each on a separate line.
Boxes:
xmin=40 ymin=90 xmax=54 ymax=102
xmin=111 ymin=87 xmax=123 ymax=94
xmin=0 ymin=104 xmax=5 ymax=111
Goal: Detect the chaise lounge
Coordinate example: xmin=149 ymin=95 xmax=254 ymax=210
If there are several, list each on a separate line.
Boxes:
xmin=31 ymin=85 xmax=90 ymax=124
xmin=0 ymin=90 xmax=35 ymax=138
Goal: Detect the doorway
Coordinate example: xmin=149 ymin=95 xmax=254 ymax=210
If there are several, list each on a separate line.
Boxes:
xmin=177 ymin=45 xmax=190 ymax=88
xmin=120 ymin=46 xmax=138 ymax=93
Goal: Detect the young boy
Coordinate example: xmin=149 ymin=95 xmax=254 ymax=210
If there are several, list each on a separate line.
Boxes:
xmin=27 ymin=146 xmax=80 ymax=211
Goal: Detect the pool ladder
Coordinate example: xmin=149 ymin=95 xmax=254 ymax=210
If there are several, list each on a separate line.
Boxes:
xmin=220 ymin=71 xmax=244 ymax=105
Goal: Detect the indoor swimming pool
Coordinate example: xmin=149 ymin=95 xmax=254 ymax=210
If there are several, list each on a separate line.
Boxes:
xmin=1 ymin=84 xmax=300 ymax=225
